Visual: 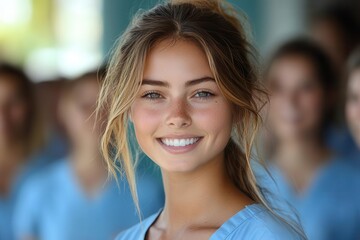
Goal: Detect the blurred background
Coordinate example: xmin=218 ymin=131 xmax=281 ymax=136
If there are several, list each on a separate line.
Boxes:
xmin=1 ymin=0 xmax=359 ymax=79
xmin=0 ymin=0 xmax=359 ymax=240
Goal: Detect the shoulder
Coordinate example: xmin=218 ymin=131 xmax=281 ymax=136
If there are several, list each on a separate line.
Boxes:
xmin=29 ymin=159 xmax=69 ymax=184
xmin=326 ymin=156 xmax=360 ymax=185
xmin=13 ymin=159 xmax=70 ymax=238
xmin=115 ymin=209 xmax=162 ymax=240
xmin=18 ymin=159 xmax=70 ymax=199
xmin=115 ymin=223 xmax=143 ymax=240
xmin=221 ymin=204 xmax=305 ymax=240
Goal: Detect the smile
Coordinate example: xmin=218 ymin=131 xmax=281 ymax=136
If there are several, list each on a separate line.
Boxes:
xmin=160 ymin=137 xmax=200 ymax=147
xmin=157 ymin=136 xmax=203 ymax=154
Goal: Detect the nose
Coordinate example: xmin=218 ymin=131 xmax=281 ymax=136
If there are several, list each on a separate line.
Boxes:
xmin=165 ymin=98 xmax=192 ymax=128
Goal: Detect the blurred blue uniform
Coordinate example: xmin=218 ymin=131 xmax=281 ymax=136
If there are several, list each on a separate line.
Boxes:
xmin=115 ymin=204 xmax=304 ymax=239
xmin=41 ymin=131 xmax=69 ymax=162
xmin=257 ymin=156 xmax=360 ymax=240
xmin=0 ymin=152 xmax=47 ymax=240
xmin=14 ymin=158 xmax=164 ymax=240
xmin=325 ymin=125 xmax=358 ymax=157
xmin=346 ymin=149 xmax=360 ymax=168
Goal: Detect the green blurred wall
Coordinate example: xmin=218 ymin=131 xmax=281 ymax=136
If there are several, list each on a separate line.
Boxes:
xmin=102 ymin=0 xmax=263 ymax=57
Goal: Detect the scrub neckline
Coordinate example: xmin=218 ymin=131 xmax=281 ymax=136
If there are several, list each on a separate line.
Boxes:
xmin=137 ymin=203 xmax=266 ymax=240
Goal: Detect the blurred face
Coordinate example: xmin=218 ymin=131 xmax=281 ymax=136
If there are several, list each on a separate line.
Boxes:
xmin=346 ymin=69 xmax=360 ymax=147
xmin=61 ymin=78 xmax=101 ymax=146
xmin=266 ymin=55 xmax=326 ymax=141
xmin=130 ymin=39 xmax=233 ymax=173
xmin=0 ymin=74 xmax=29 ymax=144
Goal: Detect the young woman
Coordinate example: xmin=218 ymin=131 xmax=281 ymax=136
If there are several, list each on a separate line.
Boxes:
xmin=14 ymin=70 xmax=164 ymax=240
xmin=263 ymin=39 xmax=360 ymax=240
xmin=0 ymin=63 xmax=46 ymax=240
xmin=97 ymin=0 xmax=305 ymax=239
xmin=345 ymin=47 xmax=360 ymax=165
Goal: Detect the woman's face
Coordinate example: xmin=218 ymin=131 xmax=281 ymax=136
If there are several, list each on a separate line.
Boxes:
xmin=130 ymin=39 xmax=233 ymax=173
xmin=346 ymin=69 xmax=360 ymax=147
xmin=0 ymin=75 xmax=29 ymax=144
xmin=266 ymin=55 xmax=326 ymax=141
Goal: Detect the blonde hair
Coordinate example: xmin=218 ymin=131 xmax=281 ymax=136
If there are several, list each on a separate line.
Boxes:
xmin=97 ymin=0 xmax=305 ymax=237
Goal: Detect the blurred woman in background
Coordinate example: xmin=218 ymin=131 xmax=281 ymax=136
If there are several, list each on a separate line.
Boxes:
xmin=263 ymin=39 xmax=360 ymax=240
xmin=0 ymin=63 xmax=45 ymax=240
xmin=14 ymin=69 xmax=164 ymax=240
xmin=309 ymin=7 xmax=360 ymax=156
xmin=345 ymin=47 xmax=360 ymax=165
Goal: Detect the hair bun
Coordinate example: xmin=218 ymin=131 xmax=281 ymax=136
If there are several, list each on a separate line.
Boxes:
xmin=169 ymin=0 xmax=243 ymax=32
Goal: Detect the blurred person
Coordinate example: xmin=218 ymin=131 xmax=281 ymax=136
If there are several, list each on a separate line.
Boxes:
xmin=345 ymin=47 xmax=360 ymax=165
xmin=14 ymin=69 xmax=164 ymax=240
xmin=309 ymin=7 xmax=359 ymax=155
xmin=34 ymin=79 xmax=69 ymax=161
xmin=263 ymin=38 xmax=360 ymax=240
xmin=98 ymin=0 xmax=306 ymax=239
xmin=0 ymin=63 xmax=46 ymax=240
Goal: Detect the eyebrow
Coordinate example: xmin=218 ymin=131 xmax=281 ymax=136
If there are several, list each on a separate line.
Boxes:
xmin=141 ymin=77 xmax=215 ymax=87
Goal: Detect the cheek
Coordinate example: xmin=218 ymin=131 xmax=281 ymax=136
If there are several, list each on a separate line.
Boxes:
xmin=268 ymin=96 xmax=284 ymax=123
xmin=63 ymin=107 xmax=88 ymax=136
xmin=11 ymin=103 xmax=28 ymax=123
xmin=300 ymin=92 xmax=325 ymax=124
xmin=131 ymin=101 xmax=163 ymax=141
xmin=193 ymin=100 xmax=233 ymax=142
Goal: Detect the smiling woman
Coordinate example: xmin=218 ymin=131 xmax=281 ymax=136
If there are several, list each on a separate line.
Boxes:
xmin=96 ymin=0 xmax=305 ymax=239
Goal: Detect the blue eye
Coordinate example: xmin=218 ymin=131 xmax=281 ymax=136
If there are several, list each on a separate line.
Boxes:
xmin=194 ymin=91 xmax=214 ymax=99
xmin=141 ymin=91 xmax=162 ymax=100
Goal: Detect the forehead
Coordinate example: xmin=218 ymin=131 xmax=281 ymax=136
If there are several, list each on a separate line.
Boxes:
xmin=0 ymin=75 xmax=24 ymax=95
xmin=66 ymin=77 xmax=99 ymax=102
xmin=268 ymin=55 xmax=318 ymax=83
xmin=143 ymin=38 xmax=214 ymax=83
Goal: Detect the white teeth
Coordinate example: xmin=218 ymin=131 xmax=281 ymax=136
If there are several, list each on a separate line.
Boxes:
xmin=161 ymin=137 xmax=200 ymax=147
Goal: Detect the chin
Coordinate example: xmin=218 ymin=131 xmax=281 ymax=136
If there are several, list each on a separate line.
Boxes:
xmin=155 ymin=157 xmax=200 ymax=174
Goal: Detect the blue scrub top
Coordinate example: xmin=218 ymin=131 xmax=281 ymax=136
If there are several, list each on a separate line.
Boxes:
xmin=325 ymin=125 xmax=358 ymax=156
xmin=115 ymin=204 xmax=304 ymax=240
xmin=0 ymin=150 xmax=47 ymax=240
xmin=257 ymin=157 xmax=360 ymax=240
xmin=346 ymin=149 xmax=360 ymax=168
xmin=14 ymin=158 xmax=164 ymax=240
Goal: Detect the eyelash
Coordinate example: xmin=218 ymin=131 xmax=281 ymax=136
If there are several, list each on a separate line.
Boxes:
xmin=140 ymin=90 xmax=215 ymax=101
xmin=141 ymin=91 xmax=163 ymax=100
xmin=194 ymin=90 xmax=215 ymax=99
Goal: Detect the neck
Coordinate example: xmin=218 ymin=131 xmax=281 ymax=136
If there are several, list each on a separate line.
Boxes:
xmin=0 ymin=140 xmax=27 ymax=166
xmin=0 ymin=140 xmax=27 ymax=197
xmin=70 ymin=145 xmax=107 ymax=194
xmin=276 ymin=136 xmax=332 ymax=169
xmin=274 ymin=135 xmax=333 ymax=193
xmin=158 ymin=153 xmax=253 ymax=232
